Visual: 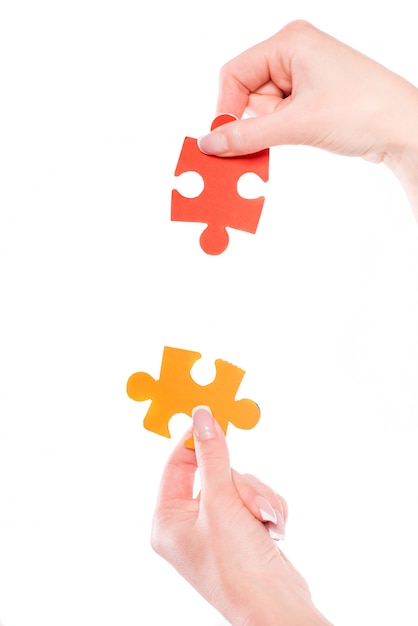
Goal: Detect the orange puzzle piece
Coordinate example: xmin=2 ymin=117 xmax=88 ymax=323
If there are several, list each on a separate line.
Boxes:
xmin=171 ymin=114 xmax=269 ymax=255
xmin=126 ymin=346 xmax=260 ymax=448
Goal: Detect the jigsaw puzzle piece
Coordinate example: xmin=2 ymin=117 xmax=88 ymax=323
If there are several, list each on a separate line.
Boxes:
xmin=172 ymin=114 xmax=269 ymax=255
xmin=126 ymin=346 xmax=260 ymax=448
xmin=198 ymin=356 xmax=260 ymax=443
xmin=127 ymin=347 xmax=202 ymax=438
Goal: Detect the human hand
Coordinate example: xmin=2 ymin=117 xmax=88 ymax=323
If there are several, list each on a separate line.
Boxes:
xmin=151 ymin=407 xmax=332 ymax=626
xmin=198 ymin=20 xmax=418 ymax=216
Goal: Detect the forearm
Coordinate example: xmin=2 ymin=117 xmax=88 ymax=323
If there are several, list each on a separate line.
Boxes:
xmin=219 ymin=574 xmax=333 ymax=626
xmin=233 ymin=599 xmax=333 ymax=626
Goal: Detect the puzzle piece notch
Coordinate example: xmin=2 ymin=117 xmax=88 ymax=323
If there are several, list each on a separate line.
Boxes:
xmin=127 ymin=346 xmax=260 ymax=449
xmin=172 ymin=114 xmax=269 ymax=255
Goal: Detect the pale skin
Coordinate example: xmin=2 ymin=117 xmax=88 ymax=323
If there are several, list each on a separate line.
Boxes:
xmin=198 ymin=20 xmax=418 ymax=219
xmin=152 ymin=408 xmax=333 ymax=626
xmin=152 ymin=20 xmax=418 ymax=626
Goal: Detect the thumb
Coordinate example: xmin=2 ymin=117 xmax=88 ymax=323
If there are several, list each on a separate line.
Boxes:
xmin=198 ymin=105 xmax=307 ymax=157
xmin=192 ymin=406 xmax=234 ymax=499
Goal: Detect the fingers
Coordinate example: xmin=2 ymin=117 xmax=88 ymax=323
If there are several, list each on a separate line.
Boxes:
xmin=192 ymin=406 xmax=235 ymax=502
xmin=215 ymin=24 xmax=296 ymax=118
xmin=215 ymin=42 xmax=279 ymax=119
xmin=191 ymin=409 xmax=288 ymax=542
xmin=200 ymin=20 xmax=313 ymax=156
xmin=156 ymin=408 xmax=288 ymax=542
xmin=199 ymin=19 xmax=383 ymax=158
xmin=232 ymin=470 xmax=288 ymax=540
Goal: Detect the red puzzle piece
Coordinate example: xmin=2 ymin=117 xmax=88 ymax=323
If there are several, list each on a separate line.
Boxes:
xmin=171 ymin=114 xmax=269 ymax=255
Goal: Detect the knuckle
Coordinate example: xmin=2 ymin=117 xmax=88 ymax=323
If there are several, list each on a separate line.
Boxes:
xmin=150 ymin=514 xmax=170 ymax=558
xmin=219 ymin=60 xmax=233 ymax=82
xmin=150 ymin=527 xmax=164 ymax=556
xmin=283 ymin=19 xmax=314 ymax=36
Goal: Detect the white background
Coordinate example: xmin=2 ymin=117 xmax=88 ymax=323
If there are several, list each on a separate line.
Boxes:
xmin=1 ymin=1 xmax=418 ymax=625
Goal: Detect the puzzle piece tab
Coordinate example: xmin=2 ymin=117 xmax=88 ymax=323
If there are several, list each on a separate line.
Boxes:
xmin=171 ymin=114 xmax=269 ymax=255
xmin=126 ymin=346 xmax=260 ymax=448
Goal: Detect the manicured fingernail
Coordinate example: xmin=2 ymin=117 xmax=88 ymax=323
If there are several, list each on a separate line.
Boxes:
xmin=268 ymin=504 xmax=286 ymax=541
xmin=268 ymin=526 xmax=285 ymax=541
xmin=197 ymin=132 xmax=228 ymax=155
xmin=255 ymin=496 xmax=278 ymax=524
xmin=192 ymin=406 xmax=216 ymax=440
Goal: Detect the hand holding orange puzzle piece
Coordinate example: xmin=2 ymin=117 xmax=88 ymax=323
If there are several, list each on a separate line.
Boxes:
xmin=126 ymin=346 xmax=260 ymax=448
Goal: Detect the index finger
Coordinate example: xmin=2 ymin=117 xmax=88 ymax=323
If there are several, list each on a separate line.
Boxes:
xmin=215 ymin=34 xmax=292 ymax=117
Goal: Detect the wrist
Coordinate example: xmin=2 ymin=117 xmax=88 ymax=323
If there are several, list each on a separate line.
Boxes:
xmin=385 ymin=146 xmax=418 ymax=221
xmin=383 ymin=83 xmax=418 ymax=220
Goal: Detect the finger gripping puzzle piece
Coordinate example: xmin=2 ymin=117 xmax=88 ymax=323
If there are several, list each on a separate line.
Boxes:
xmin=171 ymin=114 xmax=269 ymax=255
xmin=126 ymin=346 xmax=260 ymax=448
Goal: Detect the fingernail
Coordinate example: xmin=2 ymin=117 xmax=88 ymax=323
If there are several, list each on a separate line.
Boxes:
xmin=197 ymin=132 xmax=228 ymax=155
xmin=255 ymin=496 xmax=278 ymax=524
xmin=192 ymin=406 xmax=216 ymax=440
xmin=268 ymin=526 xmax=285 ymax=541
xmin=268 ymin=504 xmax=286 ymax=541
